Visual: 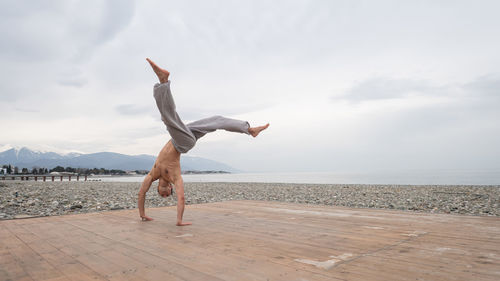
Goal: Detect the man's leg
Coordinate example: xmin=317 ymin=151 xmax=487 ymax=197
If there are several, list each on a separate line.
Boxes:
xmin=187 ymin=116 xmax=270 ymax=140
xmin=148 ymin=59 xmax=196 ymax=153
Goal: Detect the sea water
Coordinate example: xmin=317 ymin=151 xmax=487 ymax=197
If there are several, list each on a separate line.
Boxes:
xmin=91 ymin=169 xmax=500 ymax=185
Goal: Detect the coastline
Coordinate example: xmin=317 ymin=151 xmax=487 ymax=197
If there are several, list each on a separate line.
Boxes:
xmin=0 ymin=181 xmax=498 ymax=220
xmin=90 ymin=169 xmax=500 ymax=185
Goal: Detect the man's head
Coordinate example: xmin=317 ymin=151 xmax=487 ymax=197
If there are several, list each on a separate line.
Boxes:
xmin=157 ymin=181 xmax=173 ymax=198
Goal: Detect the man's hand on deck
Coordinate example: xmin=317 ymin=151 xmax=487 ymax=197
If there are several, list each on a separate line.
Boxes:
xmin=141 ymin=215 xmax=154 ymax=221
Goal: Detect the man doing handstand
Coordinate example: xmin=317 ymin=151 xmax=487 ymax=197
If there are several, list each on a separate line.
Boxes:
xmin=138 ymin=58 xmax=269 ymax=225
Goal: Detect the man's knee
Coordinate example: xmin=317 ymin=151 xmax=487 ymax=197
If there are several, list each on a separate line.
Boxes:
xmin=173 ymin=136 xmax=196 ymax=153
xmin=186 ymin=136 xmax=196 ymax=150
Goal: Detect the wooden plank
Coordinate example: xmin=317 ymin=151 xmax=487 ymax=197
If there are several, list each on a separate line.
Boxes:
xmin=11 ymin=219 xmax=111 ymax=281
xmin=6 ymin=242 xmax=63 ymax=280
xmin=0 ymin=201 xmax=499 ymax=281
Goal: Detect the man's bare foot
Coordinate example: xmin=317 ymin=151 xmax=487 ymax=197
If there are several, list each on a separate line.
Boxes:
xmin=248 ymin=123 xmax=270 ymax=137
xmin=146 ymin=58 xmax=170 ymax=83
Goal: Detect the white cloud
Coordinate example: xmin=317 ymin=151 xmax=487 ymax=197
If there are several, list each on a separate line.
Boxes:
xmin=1 ymin=0 xmax=500 ymax=172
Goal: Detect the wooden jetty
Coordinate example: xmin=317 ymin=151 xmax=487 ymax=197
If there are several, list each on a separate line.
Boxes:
xmin=0 ymin=201 xmax=499 ymax=280
xmin=1 ymin=175 xmax=87 ymax=182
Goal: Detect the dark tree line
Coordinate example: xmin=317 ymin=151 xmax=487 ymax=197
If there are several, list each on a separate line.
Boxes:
xmin=49 ymin=166 xmax=128 ymax=175
xmin=0 ymin=164 xmax=140 ymax=175
xmin=1 ymin=164 xmax=13 ymax=174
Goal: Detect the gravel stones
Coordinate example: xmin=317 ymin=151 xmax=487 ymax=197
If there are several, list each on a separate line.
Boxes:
xmin=0 ymin=181 xmax=498 ymax=220
xmin=70 ymin=204 xmax=83 ymax=210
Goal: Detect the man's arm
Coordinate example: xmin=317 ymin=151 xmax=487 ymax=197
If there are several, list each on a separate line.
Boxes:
xmin=173 ymin=176 xmax=191 ymax=226
xmin=138 ymin=174 xmax=154 ymax=221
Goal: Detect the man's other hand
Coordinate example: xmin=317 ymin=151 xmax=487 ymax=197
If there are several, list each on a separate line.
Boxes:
xmin=141 ymin=216 xmax=154 ymax=221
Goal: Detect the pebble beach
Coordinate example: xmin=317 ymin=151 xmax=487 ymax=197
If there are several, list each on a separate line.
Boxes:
xmin=0 ymin=181 xmax=499 ymax=220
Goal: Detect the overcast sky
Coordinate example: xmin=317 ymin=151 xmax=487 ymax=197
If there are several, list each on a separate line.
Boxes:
xmin=1 ymin=0 xmax=499 ymax=172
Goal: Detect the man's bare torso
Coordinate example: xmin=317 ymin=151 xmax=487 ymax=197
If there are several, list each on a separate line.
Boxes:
xmin=150 ymin=140 xmax=181 ymax=184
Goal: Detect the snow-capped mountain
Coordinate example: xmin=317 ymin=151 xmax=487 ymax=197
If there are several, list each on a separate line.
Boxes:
xmin=0 ymin=146 xmax=82 ymax=163
xmin=0 ymin=144 xmax=83 ymax=156
xmin=0 ymin=146 xmax=237 ymax=172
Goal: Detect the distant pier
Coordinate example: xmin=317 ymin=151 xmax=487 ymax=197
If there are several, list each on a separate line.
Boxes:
xmin=1 ymin=174 xmax=87 ymax=182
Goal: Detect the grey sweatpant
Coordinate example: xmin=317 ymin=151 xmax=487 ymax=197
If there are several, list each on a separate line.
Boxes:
xmin=153 ymin=81 xmax=250 ymax=153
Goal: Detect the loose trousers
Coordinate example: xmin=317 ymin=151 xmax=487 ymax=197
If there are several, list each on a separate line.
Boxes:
xmin=153 ymin=81 xmax=250 ymax=153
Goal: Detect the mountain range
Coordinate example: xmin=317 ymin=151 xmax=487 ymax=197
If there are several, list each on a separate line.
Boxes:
xmin=0 ymin=146 xmax=238 ymax=172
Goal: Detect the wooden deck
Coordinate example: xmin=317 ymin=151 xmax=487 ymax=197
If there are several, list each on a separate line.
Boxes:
xmin=1 ymin=201 xmax=499 ymax=281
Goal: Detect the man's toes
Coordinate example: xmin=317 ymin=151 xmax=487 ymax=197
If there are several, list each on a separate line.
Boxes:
xmin=259 ymin=123 xmax=270 ymax=131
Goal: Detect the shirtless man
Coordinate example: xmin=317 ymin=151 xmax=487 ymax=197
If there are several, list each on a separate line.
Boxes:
xmin=138 ymin=58 xmax=269 ymax=225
